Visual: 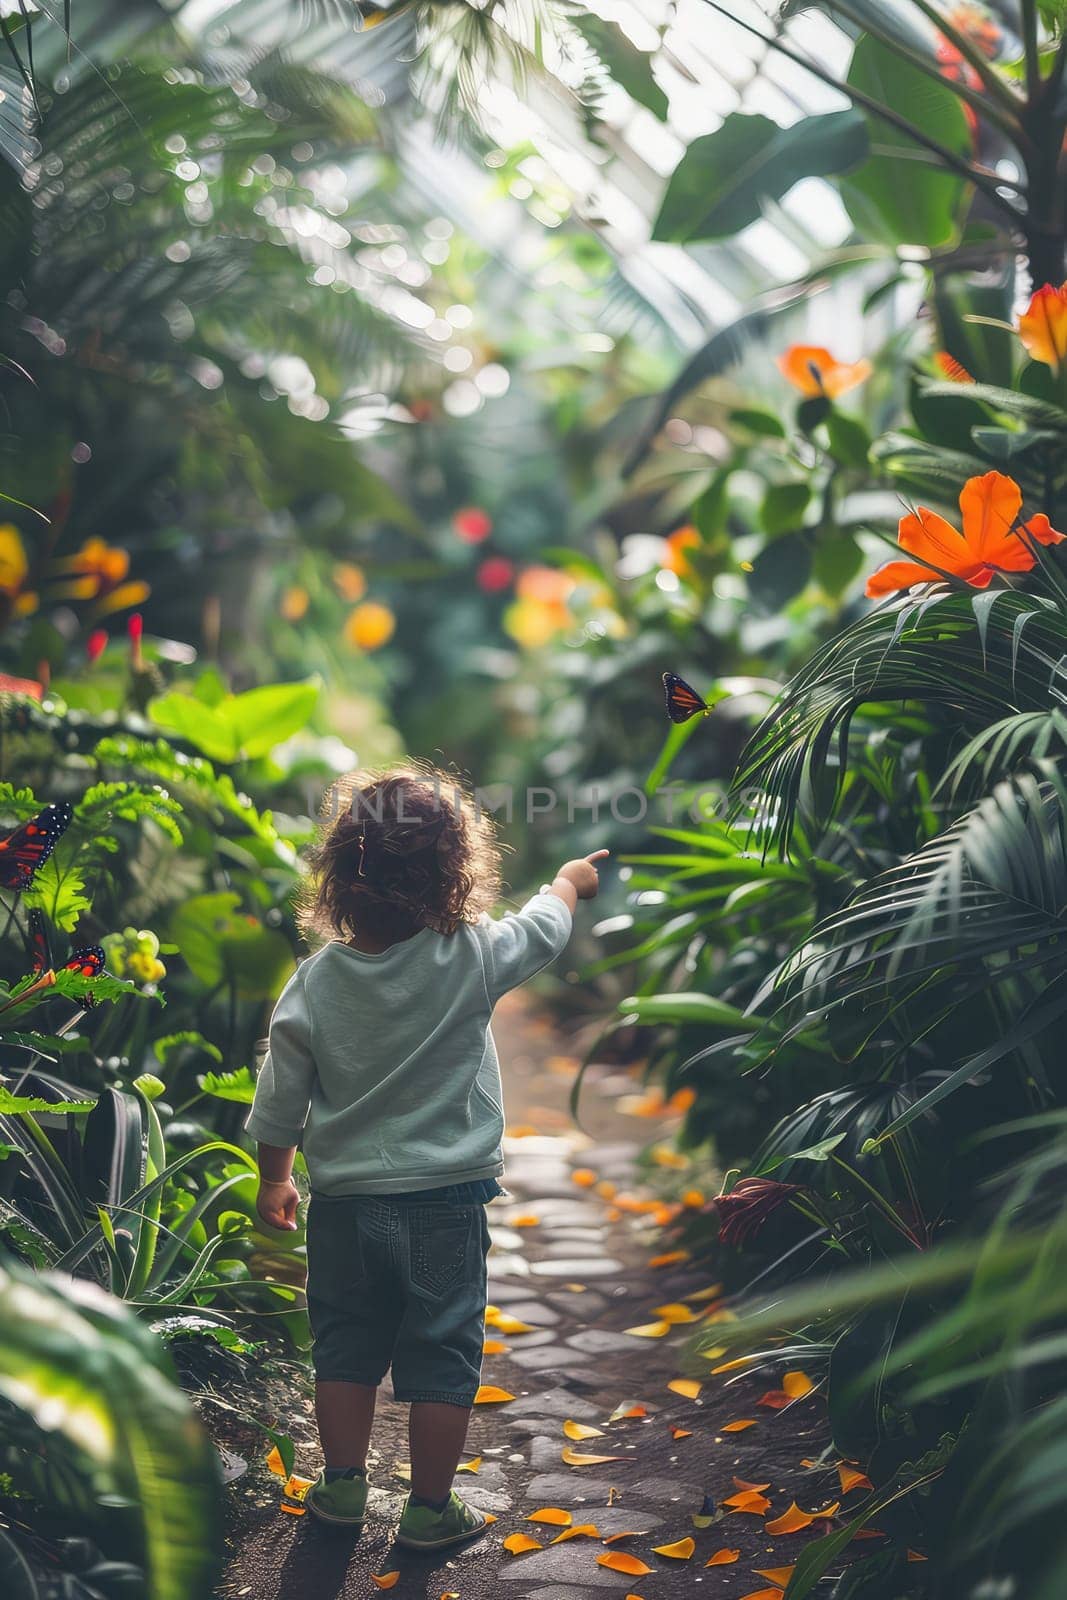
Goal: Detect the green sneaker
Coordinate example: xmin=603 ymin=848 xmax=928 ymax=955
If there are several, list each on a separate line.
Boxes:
xmin=304 ymin=1469 xmax=368 ymax=1526
xmin=396 ymin=1490 xmax=489 ymax=1550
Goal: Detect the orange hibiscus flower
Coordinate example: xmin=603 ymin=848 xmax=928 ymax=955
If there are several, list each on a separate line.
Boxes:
xmin=1017 ymin=281 xmax=1067 ymax=372
xmin=777 ymin=346 xmax=872 ymax=399
xmin=866 ymin=471 xmax=1064 ymax=597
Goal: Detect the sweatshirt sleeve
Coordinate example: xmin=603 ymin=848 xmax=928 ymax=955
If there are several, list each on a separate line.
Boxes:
xmin=244 ymin=971 xmax=316 ymax=1148
xmin=479 ymin=891 xmax=573 ymax=1002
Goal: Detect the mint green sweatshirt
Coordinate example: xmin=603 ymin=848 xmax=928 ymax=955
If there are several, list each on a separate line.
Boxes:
xmin=244 ymin=891 xmax=573 ymax=1195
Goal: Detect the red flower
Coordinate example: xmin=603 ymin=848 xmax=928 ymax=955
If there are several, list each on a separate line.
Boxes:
xmin=453 ymin=506 xmax=493 ymax=543
xmin=477 ymin=557 xmax=515 ymax=593
xmin=715 ymin=1178 xmax=801 ymax=1247
xmin=86 ymin=629 xmax=108 ymax=663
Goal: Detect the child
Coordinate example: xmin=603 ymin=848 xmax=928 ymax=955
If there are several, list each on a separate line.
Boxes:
xmin=246 ymin=764 xmax=606 ymax=1547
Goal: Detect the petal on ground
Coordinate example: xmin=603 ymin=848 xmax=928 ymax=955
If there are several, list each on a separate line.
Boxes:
xmin=527 ymin=1507 xmax=572 ymax=1526
xmin=598 ymin=1551 xmax=653 ymax=1574
xmin=625 ymin=1320 xmax=673 ymax=1337
xmin=706 ymin=1549 xmax=740 ymax=1565
xmin=653 ymin=1537 xmax=695 ymax=1559
xmin=474 ymin=1385 xmax=514 ymax=1404
xmin=562 ymin=1445 xmax=624 ymax=1465
xmin=723 ymin=1418 xmax=757 ymax=1432
xmin=563 ymin=1419 xmax=605 ymax=1440
xmin=667 ymin=1378 xmax=702 ymax=1398
xmin=504 ymin=1533 xmax=543 ymax=1555
xmin=782 ymin=1371 xmax=814 ymax=1398
xmin=551 ymin=1524 xmax=600 ymax=1543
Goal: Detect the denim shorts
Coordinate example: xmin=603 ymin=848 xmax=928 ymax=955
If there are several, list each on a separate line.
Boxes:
xmin=305 ymin=1180 xmax=503 ymax=1406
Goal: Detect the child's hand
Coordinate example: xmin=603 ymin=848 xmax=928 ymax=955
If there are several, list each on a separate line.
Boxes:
xmin=558 ymin=850 xmax=609 ymax=901
xmin=256 ymin=1177 xmax=300 ymax=1231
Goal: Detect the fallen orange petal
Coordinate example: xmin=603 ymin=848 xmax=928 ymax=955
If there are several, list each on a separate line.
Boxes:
xmin=485 ymin=1311 xmax=537 ymax=1334
xmin=503 ymin=1533 xmax=543 ymax=1555
xmin=765 ymin=1500 xmax=840 ymax=1535
xmin=654 ymin=1304 xmax=700 ymax=1324
xmin=483 ymin=1338 xmax=510 ymax=1355
xmin=671 ymin=1428 xmax=693 ymax=1439
xmin=687 ymin=1284 xmax=723 ymax=1301
xmin=907 ymin=1550 xmax=929 ymax=1561
xmin=757 ymin=1390 xmax=791 ymax=1409
xmin=370 ymin=1575 xmax=399 ymax=1589
xmin=265 ymin=1446 xmax=287 ymax=1478
xmin=456 ymin=1456 xmax=481 ymax=1473
xmin=603 ymin=1530 xmax=642 ymax=1544
xmin=738 ymin=1590 xmax=787 ymax=1600
xmin=510 ymin=1212 xmax=541 ymax=1227
xmin=473 ymin=1385 xmax=514 ymax=1404
xmin=667 ymin=1378 xmax=702 ymax=1399
xmin=723 ymin=1490 xmax=772 ymax=1515
xmin=653 ymin=1537 xmax=695 ymax=1559
xmin=755 ymin=1567 xmax=796 ymax=1585
xmin=608 ymin=1402 xmax=648 ymax=1422
xmin=598 ymin=1552 xmax=653 ymax=1574
xmin=527 ymin=1508 xmax=572 ymax=1526
xmin=711 ymin=1356 xmax=755 ymax=1374
xmin=706 ymin=1548 xmax=740 ymax=1565
xmin=625 ymin=1320 xmax=672 ymax=1338
xmin=551 ymin=1524 xmax=600 ymax=1543
xmin=782 ymin=1371 xmax=814 ymax=1398
xmin=838 ymin=1463 xmax=873 ymax=1494
xmin=733 ymin=1477 xmax=771 ymax=1492
xmin=279 ymin=1503 xmax=305 ymax=1516
xmin=572 ymin=1168 xmax=598 ymax=1187
xmin=723 ymin=1419 xmax=757 ymax=1432
xmin=562 ymin=1446 xmax=624 ymax=1466
xmin=563 ymin=1419 xmax=605 ymax=1440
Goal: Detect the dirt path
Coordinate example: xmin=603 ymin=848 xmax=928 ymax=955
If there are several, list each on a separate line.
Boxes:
xmin=214 ymin=995 xmax=838 ymax=1599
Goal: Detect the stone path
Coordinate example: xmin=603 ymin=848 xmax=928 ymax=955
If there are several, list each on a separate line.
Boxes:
xmin=217 ymin=995 xmax=841 ymax=1599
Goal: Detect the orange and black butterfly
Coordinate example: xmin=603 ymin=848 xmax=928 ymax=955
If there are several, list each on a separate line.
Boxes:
xmin=662 ymin=672 xmax=710 ymax=725
xmin=28 ymin=907 xmax=105 ymax=1007
xmin=0 ymin=801 xmax=73 ymax=891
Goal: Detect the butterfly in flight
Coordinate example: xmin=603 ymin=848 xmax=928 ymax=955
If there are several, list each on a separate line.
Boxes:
xmin=28 ymin=906 xmax=105 ymax=1008
xmin=662 ymin=672 xmax=711 ymax=725
xmin=0 ymin=801 xmax=73 ymax=892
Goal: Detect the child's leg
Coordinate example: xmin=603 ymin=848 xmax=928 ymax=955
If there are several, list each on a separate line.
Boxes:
xmin=408 ymin=1401 xmax=472 ymax=1502
xmin=316 ymin=1380 xmax=377 ymax=1470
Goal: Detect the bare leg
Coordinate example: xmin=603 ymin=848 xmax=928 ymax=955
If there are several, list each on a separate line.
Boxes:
xmin=408 ymin=1401 xmax=472 ymax=1502
xmin=315 ymin=1380 xmax=377 ymax=1469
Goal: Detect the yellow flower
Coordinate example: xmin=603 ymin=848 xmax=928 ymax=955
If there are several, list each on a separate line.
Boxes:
xmin=333 ymin=562 xmax=367 ymax=602
xmin=280 ymin=585 xmax=310 ymax=622
xmin=0 ymin=525 xmax=28 ymax=593
xmin=344 ymin=600 xmax=395 ymax=651
xmin=504 ymin=596 xmax=571 ymax=649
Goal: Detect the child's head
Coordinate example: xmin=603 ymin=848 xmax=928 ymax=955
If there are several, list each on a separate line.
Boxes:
xmin=299 ymin=762 xmax=503 ymax=944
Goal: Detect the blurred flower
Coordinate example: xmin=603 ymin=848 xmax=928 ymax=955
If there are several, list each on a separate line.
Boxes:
xmin=946 ymin=2 xmax=1002 ymax=57
xmin=1018 ymin=281 xmax=1067 ymax=372
xmin=935 ymin=351 xmax=975 ymax=383
xmin=504 ymin=596 xmax=571 ymax=649
xmin=103 ymin=926 xmax=166 ymax=986
xmin=777 ymin=346 xmax=872 ymax=399
xmin=866 ymin=471 xmax=1064 ymax=597
xmin=662 ymin=525 xmax=701 ymax=578
xmin=280 ymin=584 xmax=310 ymax=622
xmin=344 ymin=600 xmax=395 ymax=651
xmin=716 ymin=1177 xmax=801 ymax=1247
xmin=0 ymin=672 xmax=43 ymax=699
xmin=935 ymin=39 xmax=981 ymax=134
xmin=50 ymin=537 xmax=149 ymax=616
xmin=86 ymin=628 xmax=108 ymax=663
xmin=333 ymin=562 xmax=367 ymax=602
xmin=452 ymin=506 xmax=493 ymax=543
xmin=477 ymin=556 xmax=515 ymax=593
xmin=0 ymin=525 xmax=38 ymax=618
xmin=516 ymin=566 xmax=574 ymax=605
xmin=408 ymin=399 xmax=435 ymax=423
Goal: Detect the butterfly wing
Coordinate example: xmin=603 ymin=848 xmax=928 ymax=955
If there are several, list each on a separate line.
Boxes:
xmin=662 ymin=672 xmax=709 ymax=724
xmin=62 ymin=944 xmax=106 ymax=1009
xmin=27 ymin=907 xmax=51 ymax=975
xmin=0 ymin=801 xmax=73 ymax=891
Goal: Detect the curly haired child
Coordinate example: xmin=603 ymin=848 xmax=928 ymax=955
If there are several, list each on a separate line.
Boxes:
xmin=246 ymin=763 xmax=606 ymax=1547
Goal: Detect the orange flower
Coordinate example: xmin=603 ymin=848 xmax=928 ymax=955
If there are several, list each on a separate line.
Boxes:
xmin=866 ymin=472 xmax=1065 ymax=597
xmin=1018 ymin=281 xmax=1067 ymax=372
xmin=662 ymin=525 xmax=700 ymax=577
xmin=946 ymin=2 xmax=1002 ymax=58
xmin=344 ymin=600 xmax=395 ymax=650
xmin=935 ymin=351 xmax=975 ymax=383
xmin=777 ymin=346 xmax=872 ymax=399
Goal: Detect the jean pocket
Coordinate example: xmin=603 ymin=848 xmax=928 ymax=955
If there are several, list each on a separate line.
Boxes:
xmin=408 ymin=1207 xmax=473 ymax=1300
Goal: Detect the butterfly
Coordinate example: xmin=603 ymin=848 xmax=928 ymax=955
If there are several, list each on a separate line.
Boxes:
xmin=28 ymin=906 xmax=105 ymax=1007
xmin=0 ymin=801 xmax=73 ymax=891
xmin=662 ymin=672 xmax=711 ymax=724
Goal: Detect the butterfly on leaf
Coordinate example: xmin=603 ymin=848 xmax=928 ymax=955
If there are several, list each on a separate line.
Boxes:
xmin=0 ymin=801 xmax=73 ymax=891
xmin=662 ymin=672 xmax=711 ymax=725
xmin=28 ymin=906 xmax=105 ymax=1008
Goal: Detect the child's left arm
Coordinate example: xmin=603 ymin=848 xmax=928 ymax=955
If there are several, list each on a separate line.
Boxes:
xmin=245 ymin=973 xmax=315 ymax=1231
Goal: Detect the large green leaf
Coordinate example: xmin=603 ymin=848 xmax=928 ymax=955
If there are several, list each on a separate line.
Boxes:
xmin=574 ymin=13 xmax=668 ymax=120
xmin=653 ymin=109 xmax=867 ymax=242
xmin=840 ymin=33 xmax=973 ymax=248
xmin=0 ymin=1260 xmax=221 ymax=1600
xmin=169 ymin=893 xmax=294 ymax=999
xmin=148 ymin=679 xmax=320 ymax=762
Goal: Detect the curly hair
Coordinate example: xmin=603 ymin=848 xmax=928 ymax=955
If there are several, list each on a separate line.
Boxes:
xmin=297 ymin=763 xmax=504 ymax=946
